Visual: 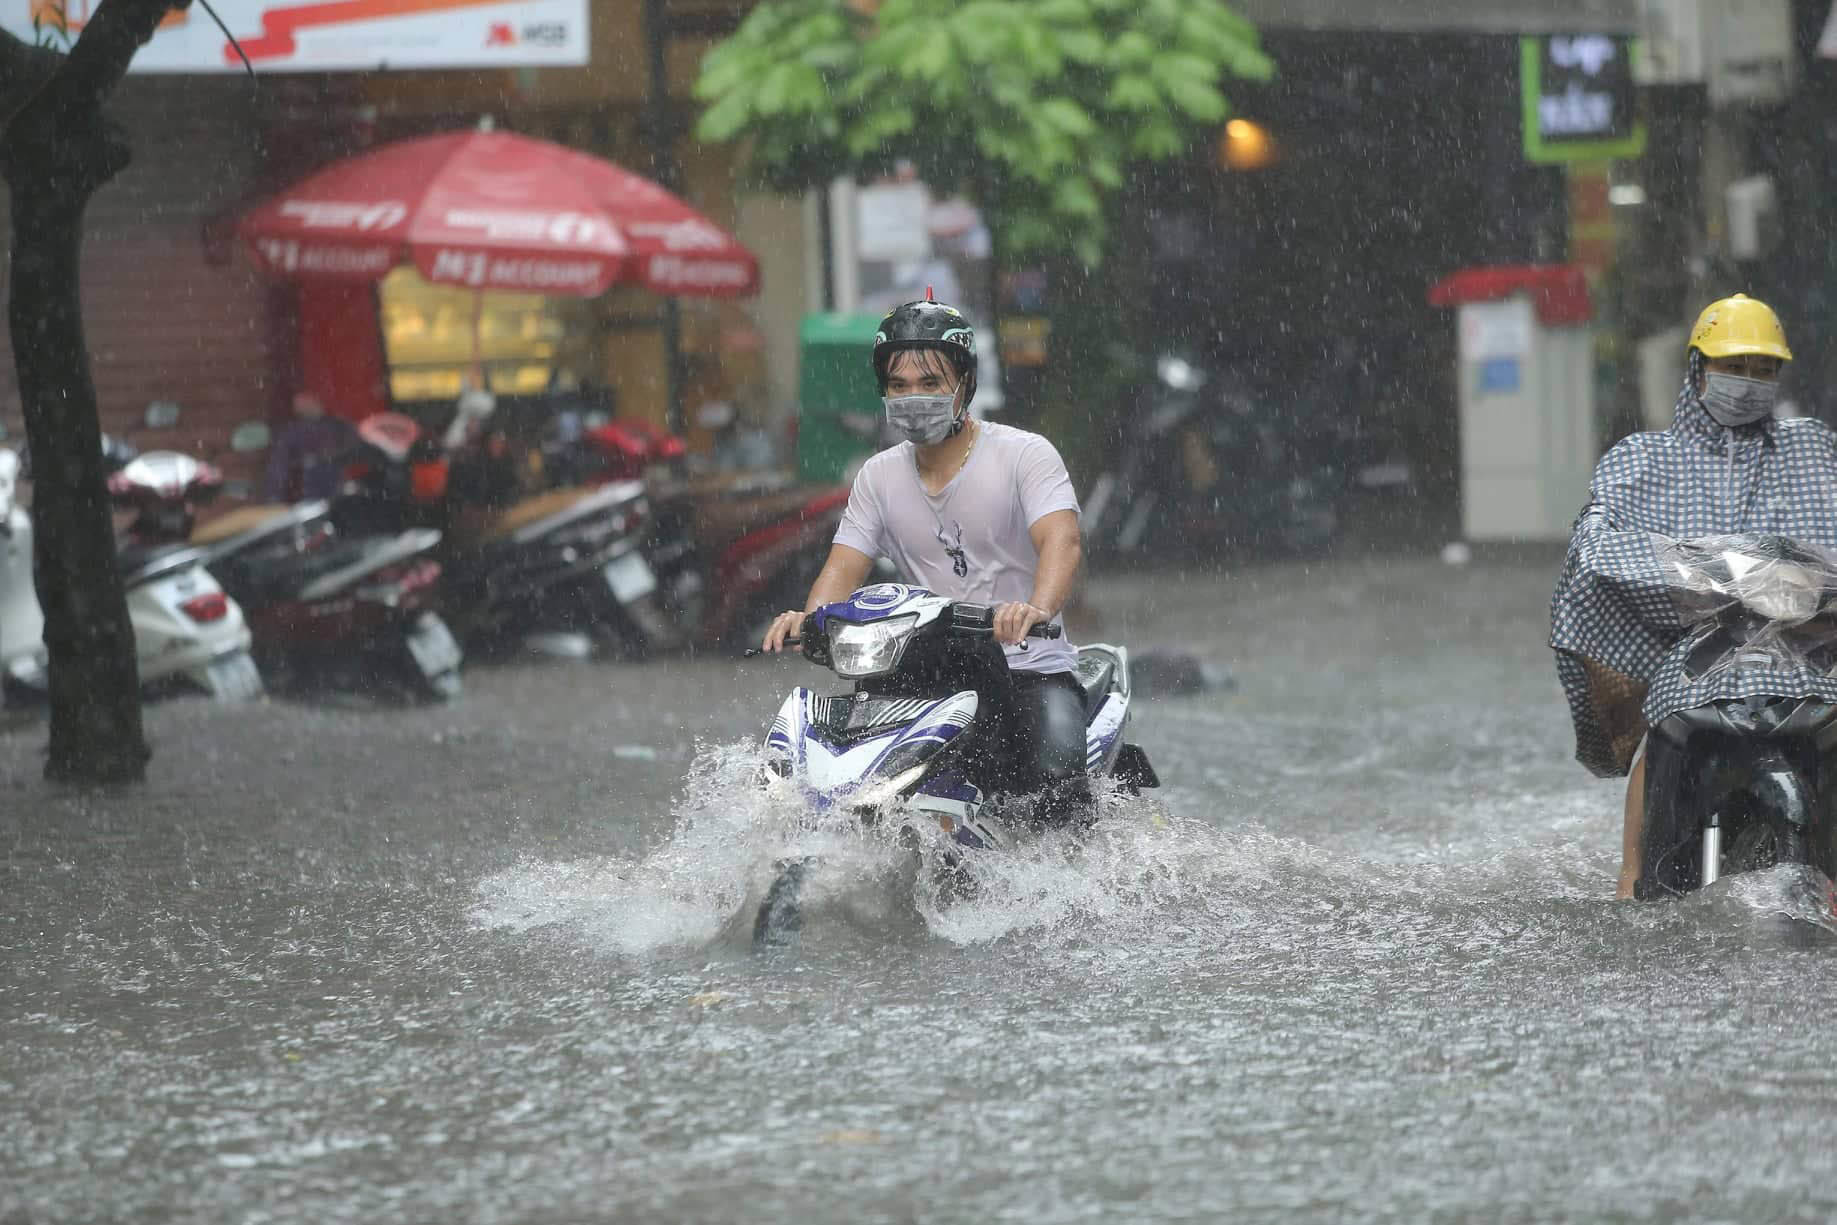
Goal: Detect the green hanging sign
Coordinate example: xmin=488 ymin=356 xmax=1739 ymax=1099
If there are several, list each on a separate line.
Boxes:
xmin=1520 ymin=34 xmax=1647 ymax=164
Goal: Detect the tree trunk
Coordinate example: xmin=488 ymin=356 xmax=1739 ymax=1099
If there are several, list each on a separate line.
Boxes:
xmin=8 ymin=175 xmax=148 ymax=782
xmin=0 ymin=2 xmax=191 ymax=783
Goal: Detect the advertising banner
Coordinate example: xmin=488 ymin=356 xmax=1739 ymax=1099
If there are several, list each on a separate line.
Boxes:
xmin=9 ymin=1 xmax=589 ymax=72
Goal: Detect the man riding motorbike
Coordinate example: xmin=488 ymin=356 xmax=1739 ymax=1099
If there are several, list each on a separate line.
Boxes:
xmin=760 ymin=296 xmax=1089 ymax=823
xmin=1550 ymin=294 xmax=1837 ymax=898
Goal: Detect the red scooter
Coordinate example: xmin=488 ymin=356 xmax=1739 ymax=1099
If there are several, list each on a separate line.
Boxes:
xmin=193 ymin=499 xmax=461 ymax=702
xmin=163 ymin=417 xmax=463 ymax=701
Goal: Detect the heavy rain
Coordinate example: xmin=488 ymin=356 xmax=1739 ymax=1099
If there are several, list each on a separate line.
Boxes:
xmin=5 ymin=1 xmax=1837 ymax=1222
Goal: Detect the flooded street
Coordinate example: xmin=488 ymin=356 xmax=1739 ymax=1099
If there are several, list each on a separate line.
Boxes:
xmin=9 ymin=553 xmax=1837 ymax=1224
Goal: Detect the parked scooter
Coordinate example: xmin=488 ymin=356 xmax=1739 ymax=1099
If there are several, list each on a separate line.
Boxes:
xmin=192 ymin=505 xmax=461 ymax=703
xmin=1082 ymin=353 xmax=1371 ymax=562
xmin=538 ymin=412 xmax=708 ymax=645
xmin=746 ymin=581 xmax=1159 ymax=946
xmin=3 ymin=434 xmax=262 ymax=703
xmin=0 ymin=447 xmax=44 ymax=682
xmin=339 ymin=411 xmax=671 ymax=657
xmin=156 ymin=414 xmax=462 ymax=702
xmin=536 ymin=407 xmax=851 ymax=652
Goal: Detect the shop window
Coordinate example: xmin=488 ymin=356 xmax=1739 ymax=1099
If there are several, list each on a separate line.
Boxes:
xmin=378 ymin=266 xmax=590 ymax=401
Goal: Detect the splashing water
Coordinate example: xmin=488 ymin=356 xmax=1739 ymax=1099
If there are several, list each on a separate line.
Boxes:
xmin=471 ymin=741 xmax=1298 ymax=955
xmin=472 ymin=741 xmax=923 ymax=955
xmin=474 ymin=732 xmax=1837 ymax=978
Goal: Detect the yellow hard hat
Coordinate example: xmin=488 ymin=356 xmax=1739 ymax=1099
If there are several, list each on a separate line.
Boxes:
xmin=1688 ymin=293 xmax=1792 ymax=361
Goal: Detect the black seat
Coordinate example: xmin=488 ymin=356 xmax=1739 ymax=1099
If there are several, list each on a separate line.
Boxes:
xmin=1073 ymin=653 xmax=1116 ymax=721
xmin=118 ymin=542 xmax=201 ymax=586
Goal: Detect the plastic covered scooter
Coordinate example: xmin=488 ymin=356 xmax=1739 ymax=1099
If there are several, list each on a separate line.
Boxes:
xmin=1583 ymin=534 xmax=1837 ymax=898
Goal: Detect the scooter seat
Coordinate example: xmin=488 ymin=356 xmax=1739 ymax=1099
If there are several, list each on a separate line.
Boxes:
xmin=1074 ymin=653 xmax=1116 ymax=721
xmin=481 ymin=482 xmax=645 ymax=546
xmin=485 ymin=487 xmax=597 ymax=541
xmin=119 ymin=542 xmax=206 ymax=586
xmin=191 ymin=504 xmax=298 ymax=546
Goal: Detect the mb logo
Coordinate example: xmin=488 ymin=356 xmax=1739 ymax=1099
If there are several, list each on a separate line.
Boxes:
xmin=487 ymin=22 xmax=568 ymax=48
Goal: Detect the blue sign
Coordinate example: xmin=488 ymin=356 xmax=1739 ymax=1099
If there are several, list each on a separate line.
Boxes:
xmin=1478 ymin=357 xmax=1521 ymax=394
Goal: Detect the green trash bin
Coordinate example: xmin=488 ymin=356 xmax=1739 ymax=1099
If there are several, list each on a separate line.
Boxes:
xmin=797 ymin=312 xmax=885 ymax=485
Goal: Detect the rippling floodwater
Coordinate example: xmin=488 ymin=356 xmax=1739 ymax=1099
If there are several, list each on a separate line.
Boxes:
xmin=9 ymin=558 xmax=1837 ymax=1223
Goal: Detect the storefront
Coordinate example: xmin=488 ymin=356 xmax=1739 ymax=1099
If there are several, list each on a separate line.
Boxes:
xmin=0 ymin=0 xmax=792 ymax=480
xmin=0 ymin=73 xmax=279 ymax=488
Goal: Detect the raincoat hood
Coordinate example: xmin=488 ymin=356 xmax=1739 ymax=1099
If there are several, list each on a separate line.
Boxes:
xmin=1549 ymin=372 xmax=1837 ymax=776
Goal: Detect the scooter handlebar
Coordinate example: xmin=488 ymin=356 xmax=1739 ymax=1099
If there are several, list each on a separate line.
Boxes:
xmin=743 ymin=603 xmax=1059 ymax=658
xmin=948 ymin=601 xmax=1062 ymax=639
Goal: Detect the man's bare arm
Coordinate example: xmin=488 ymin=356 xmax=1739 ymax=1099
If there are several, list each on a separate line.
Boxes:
xmin=803 ymin=543 xmax=875 ymax=611
xmin=994 ymin=509 xmax=1082 ymax=645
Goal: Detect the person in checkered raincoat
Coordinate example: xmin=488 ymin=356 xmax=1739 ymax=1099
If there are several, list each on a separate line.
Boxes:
xmin=1549 ymin=295 xmax=1837 ymax=897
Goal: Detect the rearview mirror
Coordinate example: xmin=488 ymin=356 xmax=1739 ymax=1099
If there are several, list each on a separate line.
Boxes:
xmin=229 ymin=421 xmax=272 ymax=453
xmin=1156 ymin=356 xmax=1206 ymax=393
xmin=144 ymin=400 xmax=182 ymax=430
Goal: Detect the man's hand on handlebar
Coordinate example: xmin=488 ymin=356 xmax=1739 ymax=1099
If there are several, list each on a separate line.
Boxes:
xmin=994 ymin=601 xmax=1051 ymax=646
xmin=761 ymin=610 xmax=806 ymax=653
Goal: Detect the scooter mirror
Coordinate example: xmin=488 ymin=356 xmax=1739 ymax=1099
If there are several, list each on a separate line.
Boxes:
xmin=230 ymin=422 xmax=272 ymax=453
xmin=145 ymin=400 xmax=182 ymax=430
xmin=1156 ymin=355 xmax=1206 ymax=392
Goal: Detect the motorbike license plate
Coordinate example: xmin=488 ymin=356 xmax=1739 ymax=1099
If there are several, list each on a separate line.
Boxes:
xmin=406 ymin=614 xmax=462 ymax=677
xmin=603 ymin=552 xmax=657 ymax=603
xmin=204 ymin=653 xmax=263 ymax=701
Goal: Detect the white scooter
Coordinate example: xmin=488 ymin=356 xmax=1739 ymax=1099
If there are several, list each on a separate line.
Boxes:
xmin=0 ymin=448 xmax=44 ymax=681
xmin=0 ymin=442 xmax=262 ymax=703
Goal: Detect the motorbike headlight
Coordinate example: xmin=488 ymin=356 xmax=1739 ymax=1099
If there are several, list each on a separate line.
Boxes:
xmin=852 ymin=763 xmax=928 ymax=811
xmin=829 ymin=615 xmax=917 ymax=679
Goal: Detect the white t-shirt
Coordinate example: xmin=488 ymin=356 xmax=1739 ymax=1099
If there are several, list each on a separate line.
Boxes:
xmin=833 ymin=421 xmax=1080 ymax=675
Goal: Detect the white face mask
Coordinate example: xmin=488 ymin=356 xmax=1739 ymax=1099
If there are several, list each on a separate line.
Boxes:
xmin=1701 ymin=371 xmax=1778 ymax=427
xmin=884 ymin=393 xmax=958 ymax=445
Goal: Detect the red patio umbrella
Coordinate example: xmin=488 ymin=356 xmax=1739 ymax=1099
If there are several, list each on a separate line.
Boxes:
xmin=238 ymin=127 xmax=759 ymax=298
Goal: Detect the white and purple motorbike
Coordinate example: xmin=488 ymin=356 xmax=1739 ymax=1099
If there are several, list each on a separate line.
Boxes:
xmin=749 ymin=582 xmax=1158 ymax=944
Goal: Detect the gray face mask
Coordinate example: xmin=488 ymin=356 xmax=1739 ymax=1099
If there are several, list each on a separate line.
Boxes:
xmin=884 ymin=393 xmax=958 ymax=445
xmin=1701 ymin=372 xmax=1778 ymax=427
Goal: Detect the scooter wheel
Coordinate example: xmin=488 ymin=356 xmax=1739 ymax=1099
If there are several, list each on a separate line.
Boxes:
xmin=753 ymin=858 xmax=809 ymax=949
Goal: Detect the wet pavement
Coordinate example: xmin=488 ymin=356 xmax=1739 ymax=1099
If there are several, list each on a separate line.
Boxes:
xmin=8 ymin=550 xmax=1837 ymax=1223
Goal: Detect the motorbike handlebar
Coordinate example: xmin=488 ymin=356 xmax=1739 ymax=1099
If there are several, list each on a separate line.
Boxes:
xmin=742 ymin=603 xmax=1060 ymax=658
xmin=948 ymin=602 xmax=1062 ymax=639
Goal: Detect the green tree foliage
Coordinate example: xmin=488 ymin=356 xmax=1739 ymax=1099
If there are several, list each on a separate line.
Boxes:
xmin=694 ymin=0 xmax=1272 ymax=263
